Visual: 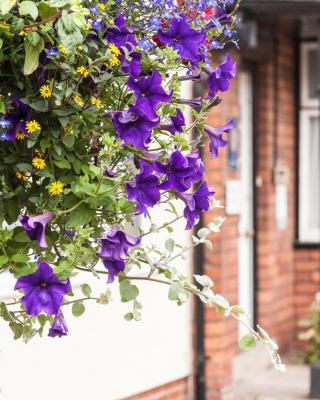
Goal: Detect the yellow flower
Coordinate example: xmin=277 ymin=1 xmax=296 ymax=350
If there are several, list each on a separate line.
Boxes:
xmin=16 ymin=130 xmax=27 ymax=140
xmin=86 ymin=22 xmax=92 ymax=30
xmin=19 ymin=31 xmax=27 ymax=37
xmin=16 ymin=171 xmax=28 ymax=181
xmin=73 ymin=95 xmax=84 ymax=107
xmin=110 ymin=54 xmax=120 ymax=67
xmin=49 ymin=181 xmax=64 ymax=196
xmin=77 ymin=66 xmax=89 ymax=77
xmin=108 ymin=44 xmax=121 ymax=57
xmin=98 ymin=3 xmax=106 ymax=11
xmin=58 ymin=44 xmax=68 ymax=55
xmin=26 ymin=120 xmax=41 ymax=134
xmin=90 ymin=97 xmax=102 ymax=109
xmin=32 ymin=157 xmax=46 ymax=170
xmin=39 ymin=85 xmax=52 ymax=99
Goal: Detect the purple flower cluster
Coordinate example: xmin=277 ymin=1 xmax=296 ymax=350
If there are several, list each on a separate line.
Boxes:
xmin=96 ymin=226 xmax=140 ymax=283
xmin=0 ymin=97 xmax=32 ymax=142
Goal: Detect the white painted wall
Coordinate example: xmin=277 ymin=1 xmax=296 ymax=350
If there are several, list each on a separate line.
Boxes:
xmin=0 ymin=209 xmax=192 ymax=400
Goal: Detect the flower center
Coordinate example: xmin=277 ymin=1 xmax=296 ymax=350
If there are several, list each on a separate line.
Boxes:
xmin=40 ymin=282 xmax=48 ymax=289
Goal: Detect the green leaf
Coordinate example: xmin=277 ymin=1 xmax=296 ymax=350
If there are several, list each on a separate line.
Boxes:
xmin=65 ymin=204 xmax=95 ymax=228
xmin=194 ymin=274 xmax=213 ymax=288
xmin=19 ymin=1 xmax=39 ymax=20
xmin=168 ymin=282 xmax=183 ymax=301
xmin=54 ymin=159 xmax=71 ymax=169
xmin=165 ymin=238 xmax=175 ymax=253
xmin=1 ymin=0 xmax=17 ymax=15
xmin=239 ymin=334 xmax=257 ymax=351
xmin=38 ymin=2 xmax=57 ymax=20
xmin=11 ymin=254 xmax=29 ymax=263
xmin=72 ymin=302 xmax=85 ymax=317
xmin=23 ymin=36 xmax=44 ymax=75
xmin=62 ymin=135 xmax=75 ymax=148
xmin=12 ymin=227 xmax=29 ymax=243
xmin=27 ymin=31 xmax=41 ymax=47
xmin=124 ymin=312 xmax=134 ymax=321
xmin=0 ymin=100 xmax=5 ymax=114
xmin=119 ymin=280 xmax=139 ymax=303
xmin=9 ymin=322 xmax=23 ymax=340
xmin=80 ymin=283 xmax=92 ymax=298
xmin=0 ymin=255 xmax=9 ymax=267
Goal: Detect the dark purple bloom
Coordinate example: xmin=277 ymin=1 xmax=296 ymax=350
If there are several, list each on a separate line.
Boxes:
xmin=102 ymin=258 xmax=125 ymax=284
xmin=186 ymin=151 xmax=205 ymax=183
xmin=205 ymin=53 xmax=236 ymax=99
xmin=176 ymin=97 xmax=202 ymax=107
xmin=126 ymin=161 xmax=161 ymax=214
xmin=205 ymin=119 xmax=234 ymax=159
xmin=14 ymin=261 xmax=71 ymax=316
xmin=112 ymin=105 xmax=159 ymax=149
xmin=19 ymin=212 xmax=53 ymax=248
xmin=121 ymin=51 xmax=142 ymax=77
xmin=157 ymin=16 xmax=205 ymax=64
xmin=104 ymin=14 xmax=137 ymax=49
xmin=182 ymin=182 xmax=214 ymax=229
xmin=103 ymin=166 xmax=116 ymax=177
xmin=159 ymin=108 xmax=186 ymax=134
xmin=0 ymin=97 xmax=32 ymax=141
xmin=128 ymin=69 xmax=172 ymax=119
xmin=155 ymin=150 xmax=195 ymax=193
xmin=96 ymin=225 xmax=140 ymax=261
xmin=170 ymin=109 xmax=186 ymax=133
xmin=48 ymin=310 xmax=68 ymax=338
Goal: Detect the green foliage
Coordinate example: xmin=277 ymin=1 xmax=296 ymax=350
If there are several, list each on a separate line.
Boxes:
xmin=298 ymin=297 xmax=320 ymax=363
xmin=239 ymin=334 xmax=257 ymax=351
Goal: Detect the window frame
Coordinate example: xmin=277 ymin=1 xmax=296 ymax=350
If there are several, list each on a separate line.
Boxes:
xmin=298 ymin=41 xmax=320 ymax=244
xmin=299 ymin=109 xmax=320 ymax=243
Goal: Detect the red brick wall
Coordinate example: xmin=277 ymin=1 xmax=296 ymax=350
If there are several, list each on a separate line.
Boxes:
xmin=123 ymin=377 xmax=191 ymax=400
xmin=255 ymin=27 xmax=296 ymax=351
xmin=202 ymin=52 xmax=241 ymax=400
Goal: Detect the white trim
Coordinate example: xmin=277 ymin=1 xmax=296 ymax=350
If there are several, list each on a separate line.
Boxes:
xmin=299 ymin=109 xmax=320 ymax=242
xmin=300 ymin=42 xmax=320 ymax=108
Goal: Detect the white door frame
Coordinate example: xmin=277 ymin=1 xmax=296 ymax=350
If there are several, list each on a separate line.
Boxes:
xmin=238 ymin=69 xmax=255 ymax=338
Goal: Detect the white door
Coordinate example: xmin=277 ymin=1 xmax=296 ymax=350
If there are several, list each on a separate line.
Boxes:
xmin=238 ymin=70 xmax=255 ymax=337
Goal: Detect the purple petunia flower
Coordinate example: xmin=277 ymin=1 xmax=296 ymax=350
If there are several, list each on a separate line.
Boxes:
xmin=182 ymin=182 xmax=214 ymax=229
xmin=105 ymin=14 xmax=137 ymax=49
xmin=121 ymin=51 xmax=142 ymax=77
xmin=96 ymin=225 xmax=140 ymax=261
xmin=170 ymin=108 xmax=186 ymax=133
xmin=186 ymin=151 xmax=205 ymax=183
xmin=14 ymin=261 xmax=71 ymax=316
xmin=96 ymin=226 xmax=140 ymax=283
xmin=205 ymin=53 xmax=236 ymax=99
xmin=128 ymin=69 xmax=172 ymax=119
xmin=112 ymin=105 xmax=159 ymax=149
xmin=155 ymin=150 xmax=195 ymax=193
xmin=157 ymin=15 xmax=205 ymax=64
xmin=204 ymin=119 xmax=234 ymax=159
xmin=19 ymin=212 xmax=53 ymax=248
xmin=48 ymin=310 xmax=68 ymax=338
xmin=126 ymin=161 xmax=161 ymax=214
xmin=102 ymin=258 xmax=126 ymax=284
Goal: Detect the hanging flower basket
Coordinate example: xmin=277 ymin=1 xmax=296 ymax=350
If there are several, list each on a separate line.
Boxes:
xmin=0 ymin=0 xmax=284 ymax=369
